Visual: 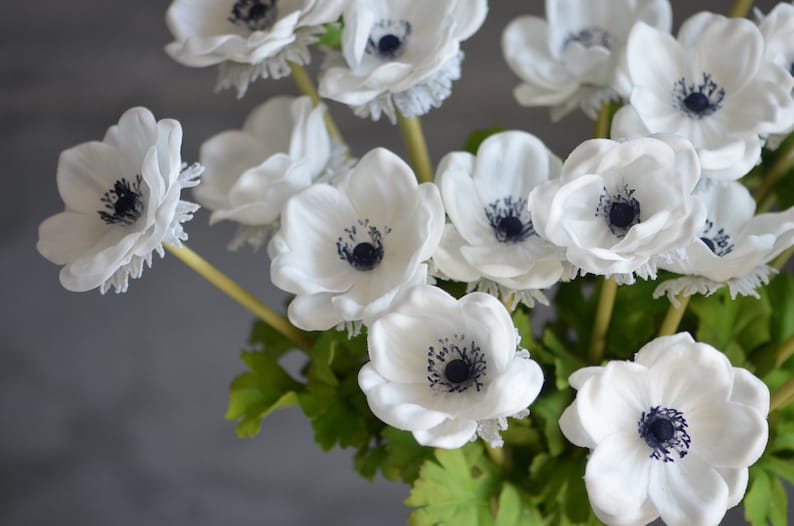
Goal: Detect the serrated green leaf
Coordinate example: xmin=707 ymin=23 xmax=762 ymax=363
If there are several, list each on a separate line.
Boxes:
xmin=553 ymin=279 xmax=598 ymax=356
xmin=745 ymin=467 xmax=772 ymax=526
xmin=769 ymin=474 xmax=788 ymax=526
xmin=354 ymin=442 xmax=388 ymax=481
xmin=310 ymin=395 xmax=371 ymax=451
xmin=494 ymin=483 xmax=545 ymax=526
xmin=561 ymin=455 xmax=591 ymax=524
xmin=317 ymin=22 xmax=342 ymax=48
xmin=380 ymin=427 xmax=435 ymax=484
xmin=247 ymin=320 xmax=296 ymax=357
xmin=407 ymin=443 xmax=500 ymax=526
xmin=464 ymin=127 xmax=506 ymax=155
xmin=605 ymin=277 xmax=669 ymax=359
xmin=532 ymin=389 xmax=573 ymax=456
xmin=543 ymin=329 xmax=585 ymax=390
xmin=304 ymin=331 xmax=339 ymax=386
xmin=762 ymin=455 xmax=794 ymax=485
xmin=235 ymin=391 xmax=299 ymax=437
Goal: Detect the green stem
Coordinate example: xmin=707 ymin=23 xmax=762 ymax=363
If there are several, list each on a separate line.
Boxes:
xmin=773 ymin=247 xmax=794 ymax=271
xmin=728 ymin=0 xmax=754 ymax=18
xmin=593 ymin=102 xmax=612 ymax=139
xmin=755 ymin=132 xmax=794 ymax=208
xmin=397 ymin=112 xmax=434 ymax=184
xmin=588 ymin=278 xmax=618 ymax=364
xmin=288 ymin=62 xmax=345 ymax=147
xmin=775 ymin=333 xmax=794 ymax=368
xmin=771 ymin=374 xmax=794 ymax=412
xmin=658 ymin=296 xmax=690 ymax=337
xmin=164 ymin=243 xmax=313 ymax=351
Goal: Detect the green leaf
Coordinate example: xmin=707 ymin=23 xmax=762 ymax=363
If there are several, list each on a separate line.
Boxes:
xmin=745 ymin=467 xmax=772 ymax=526
xmin=407 ymin=443 xmax=501 ymax=526
xmin=464 ymin=127 xmax=506 ymax=155
xmin=769 ymin=273 xmax=794 ymax=347
xmin=553 ymin=278 xmax=598 ymax=357
xmin=762 ymin=455 xmax=794 ymax=486
xmin=247 ymin=320 xmax=296 ymax=358
xmin=605 ymin=277 xmax=669 ymax=359
xmin=561 ymin=455 xmax=591 ymax=524
xmin=769 ymin=475 xmax=788 ymax=526
xmin=317 ymin=22 xmax=343 ymax=48
xmin=531 ymin=389 xmax=574 ymax=456
xmin=494 ymin=483 xmax=545 ymax=526
xmin=542 ymin=329 xmax=585 ymax=390
xmin=379 ymin=427 xmax=435 ymax=484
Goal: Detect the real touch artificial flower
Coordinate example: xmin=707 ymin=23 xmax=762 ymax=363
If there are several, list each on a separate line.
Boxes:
xmin=269 ymin=147 xmax=444 ymax=333
xmin=165 ymin=0 xmax=346 ymax=97
xmin=756 ymin=2 xmax=794 ymax=148
xmin=502 ymin=0 xmax=672 ymax=121
xmin=358 ymin=285 xmax=544 ymax=449
xmin=559 ymin=333 xmax=769 ymax=526
xmin=318 ymin=0 xmax=488 ymax=123
xmin=654 ymin=180 xmax=794 ymax=302
xmin=432 ymin=131 xmax=569 ymax=308
xmin=37 ymin=107 xmax=202 ymax=294
xmin=611 ymin=12 xmax=794 ymax=180
xmin=194 ymin=95 xmax=348 ymax=251
xmin=528 ymin=134 xmax=706 ymax=283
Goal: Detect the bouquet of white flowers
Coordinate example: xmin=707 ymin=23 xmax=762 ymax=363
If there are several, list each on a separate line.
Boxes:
xmin=36 ymin=0 xmax=794 ymax=524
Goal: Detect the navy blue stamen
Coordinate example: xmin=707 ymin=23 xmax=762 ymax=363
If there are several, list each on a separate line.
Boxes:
xmin=700 ymin=219 xmax=734 ymax=256
xmin=98 ymin=174 xmax=144 ymax=226
xmin=485 ymin=196 xmax=536 ymax=243
xmin=366 ymin=20 xmax=412 ymax=60
xmin=638 ymin=406 xmax=691 ymax=462
xmin=229 ymin=0 xmax=278 ymax=31
xmin=337 ymin=219 xmax=390 ymax=271
xmin=563 ymin=26 xmax=613 ymax=50
xmin=427 ymin=334 xmax=487 ymax=393
xmin=596 ymin=185 xmax=641 ymax=238
xmin=673 ymin=73 xmax=725 ymax=119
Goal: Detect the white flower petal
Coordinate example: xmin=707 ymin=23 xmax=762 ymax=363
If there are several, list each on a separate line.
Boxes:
xmin=688 ymin=402 xmax=767 ymax=468
xmin=730 ymin=368 xmax=770 ymax=417
xmin=649 ymin=455 xmax=729 ymax=526
xmin=715 ymin=467 xmax=749 ymax=509
xmin=412 ymin=417 xmax=478 ymax=449
xmin=287 ymin=292 xmax=343 ymax=331
xmin=459 ymin=292 xmax=516 ymax=373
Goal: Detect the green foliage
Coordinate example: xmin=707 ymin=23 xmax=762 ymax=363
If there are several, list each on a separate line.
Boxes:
xmin=317 ymin=22 xmax=343 ymax=49
xmin=746 ymin=462 xmax=791 ymax=526
xmin=605 ymin=277 xmax=669 ymax=359
xmin=464 ymin=127 xmax=506 ymax=155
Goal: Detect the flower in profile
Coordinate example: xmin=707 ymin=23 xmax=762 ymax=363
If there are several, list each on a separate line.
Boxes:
xmin=756 ymin=2 xmax=794 ymax=148
xmin=528 ymin=134 xmax=705 ymax=283
xmin=269 ymin=148 xmax=444 ymax=332
xmin=502 ymin=0 xmax=672 ymax=121
xmin=654 ymin=181 xmax=794 ymax=302
xmin=433 ymin=131 xmax=569 ymax=308
xmin=318 ymin=0 xmax=488 ymax=123
xmin=194 ymin=96 xmax=348 ymax=251
xmin=165 ymin=0 xmax=346 ymax=97
xmin=612 ymin=12 xmax=794 ymax=180
xmin=358 ymin=285 xmax=544 ymax=449
xmin=37 ymin=107 xmax=202 ymax=294
xmin=559 ymin=333 xmax=769 ymax=526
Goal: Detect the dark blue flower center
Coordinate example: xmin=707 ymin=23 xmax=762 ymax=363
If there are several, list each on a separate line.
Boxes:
xmin=486 ymin=196 xmax=536 ymax=243
xmin=366 ymin=20 xmax=412 ymax=60
xmin=564 ymin=26 xmax=613 ymax=50
xmin=673 ymin=73 xmax=725 ymax=119
xmin=638 ymin=406 xmax=691 ymax=462
xmin=229 ymin=0 xmax=278 ymax=31
xmin=700 ymin=219 xmax=734 ymax=256
xmin=596 ymin=185 xmax=641 ymax=238
xmin=427 ymin=335 xmax=487 ymax=393
xmin=97 ymin=174 xmax=144 ymax=226
xmin=337 ymin=219 xmax=390 ymax=271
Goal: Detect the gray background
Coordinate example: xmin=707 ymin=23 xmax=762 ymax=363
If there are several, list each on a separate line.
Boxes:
xmin=0 ymin=1 xmax=782 ymax=525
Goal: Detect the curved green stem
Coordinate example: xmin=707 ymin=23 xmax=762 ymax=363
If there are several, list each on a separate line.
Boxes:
xmin=397 ymin=112 xmax=434 ymax=184
xmin=771 ymin=374 xmax=794 ymax=412
xmin=588 ymin=278 xmax=618 ymax=364
xmin=658 ymin=296 xmax=690 ymax=337
xmin=594 ymin=102 xmax=612 ymax=139
xmin=755 ymin=133 xmax=794 ymax=209
xmin=773 ymin=247 xmax=794 ymax=271
xmin=288 ymin=62 xmax=345 ymax=147
xmin=728 ymin=0 xmax=754 ymax=18
xmin=775 ymin=333 xmax=794 ymax=368
xmin=165 ymin=243 xmax=313 ymax=351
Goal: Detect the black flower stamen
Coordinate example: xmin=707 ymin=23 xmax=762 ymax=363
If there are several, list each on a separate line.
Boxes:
xmin=98 ymin=174 xmax=144 ymax=226
xmin=563 ymin=26 xmax=613 ymax=50
xmin=485 ymin=196 xmax=536 ymax=243
xmin=229 ymin=0 xmax=278 ymax=31
xmin=427 ymin=334 xmax=487 ymax=393
xmin=638 ymin=406 xmax=691 ymax=462
xmin=700 ymin=219 xmax=734 ymax=256
xmin=337 ymin=219 xmax=390 ymax=271
xmin=596 ymin=185 xmax=641 ymax=238
xmin=366 ymin=20 xmax=412 ymax=60
xmin=673 ymin=73 xmax=725 ymax=119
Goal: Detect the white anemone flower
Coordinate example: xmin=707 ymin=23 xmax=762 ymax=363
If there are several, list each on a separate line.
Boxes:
xmin=433 ymin=131 xmax=569 ymax=308
xmin=502 ymin=0 xmax=672 ymax=121
xmin=358 ymin=285 xmax=544 ymax=449
xmin=528 ymin=134 xmax=706 ymax=284
xmin=318 ymin=0 xmax=488 ymax=123
xmin=165 ymin=0 xmax=346 ymax=97
xmin=654 ymin=181 xmax=794 ymax=303
xmin=612 ymin=12 xmax=794 ymax=181
xmin=269 ymin=148 xmax=444 ymax=333
xmin=559 ymin=333 xmax=769 ymax=526
xmin=37 ymin=107 xmax=202 ymax=294
xmin=194 ymin=96 xmax=348 ymax=251
xmin=756 ymin=2 xmax=794 ymax=148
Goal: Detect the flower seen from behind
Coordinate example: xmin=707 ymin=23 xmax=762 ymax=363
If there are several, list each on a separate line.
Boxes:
xmin=269 ymin=147 xmax=444 ymax=332
xmin=433 ymin=131 xmax=568 ymax=308
xmin=559 ymin=333 xmax=769 ymax=526
xmin=359 ymin=285 xmax=544 ymax=449
xmin=37 ymin=107 xmax=202 ymax=293
xmin=612 ymin=12 xmax=794 ymax=180
xmin=165 ymin=0 xmax=346 ymax=96
xmin=502 ymin=0 xmax=672 ymax=120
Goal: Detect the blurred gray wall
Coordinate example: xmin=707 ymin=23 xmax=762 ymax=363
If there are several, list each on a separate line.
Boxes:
xmin=0 ymin=1 xmax=783 ymax=524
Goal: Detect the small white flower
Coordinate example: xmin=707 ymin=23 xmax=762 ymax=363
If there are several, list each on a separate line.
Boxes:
xmin=269 ymin=148 xmax=445 ymax=331
xmin=37 ymin=107 xmax=202 ymax=293
xmin=612 ymin=12 xmax=794 ymax=180
xmin=318 ymin=0 xmax=488 ymax=123
xmin=194 ymin=96 xmax=348 ymax=251
xmin=165 ymin=0 xmax=345 ymax=97
xmin=528 ymin=134 xmax=706 ymax=283
xmin=433 ymin=131 xmax=569 ymax=308
xmin=756 ymin=2 xmax=794 ymax=148
xmin=502 ymin=0 xmax=672 ymax=121
xmin=654 ymin=180 xmax=794 ymax=303
xmin=358 ymin=285 xmax=544 ymax=449
xmin=559 ymin=333 xmax=769 ymax=526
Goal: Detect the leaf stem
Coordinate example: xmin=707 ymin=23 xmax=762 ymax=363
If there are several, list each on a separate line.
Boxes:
xmin=771 ymin=374 xmax=794 ymax=412
xmin=755 ymin=132 xmax=794 ymax=208
xmin=773 ymin=247 xmax=794 ymax=271
xmin=593 ymin=101 xmax=612 ymax=139
xmin=588 ymin=278 xmax=618 ymax=364
xmin=164 ymin=243 xmax=313 ymax=351
xmin=288 ymin=62 xmax=345 ymax=146
xmin=728 ymin=0 xmax=754 ymax=18
xmin=397 ymin=112 xmax=434 ymax=184
xmin=657 ymin=296 xmax=690 ymax=337
xmin=775 ymin=333 xmax=794 ymax=368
